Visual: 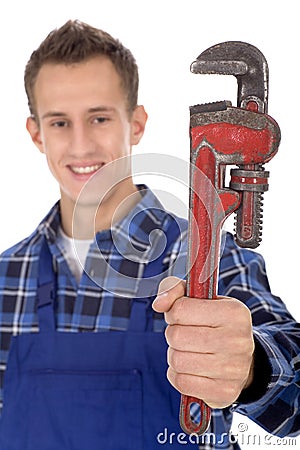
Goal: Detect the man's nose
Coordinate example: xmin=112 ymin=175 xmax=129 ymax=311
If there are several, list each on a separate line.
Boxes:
xmin=69 ymin=122 xmax=96 ymax=157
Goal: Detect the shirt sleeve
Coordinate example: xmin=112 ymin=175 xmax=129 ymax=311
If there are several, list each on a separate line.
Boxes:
xmin=218 ymin=232 xmax=300 ymax=437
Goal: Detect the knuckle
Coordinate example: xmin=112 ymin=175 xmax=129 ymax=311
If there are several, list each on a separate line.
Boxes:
xmin=168 ymin=348 xmax=185 ymax=373
xmin=245 ymin=338 xmax=255 ymax=356
xmin=219 ymin=360 xmax=245 ymax=382
xmin=231 ymin=334 xmax=254 ymax=355
xmin=167 ymin=347 xmax=175 ymax=369
xmin=224 ymin=382 xmax=241 ymax=403
xmin=242 ymin=336 xmax=255 ymax=355
xmin=167 ymin=367 xmax=190 ymax=395
xmin=229 ymin=298 xmax=252 ymax=324
xmin=238 ymin=302 xmax=253 ymax=326
xmin=210 ymin=383 xmax=240 ymax=408
xmin=165 ymin=324 xmax=182 ymax=348
xmin=172 ymin=372 xmax=187 ymax=395
xmin=232 ymin=337 xmax=247 ymax=353
xmin=231 ymin=363 xmax=250 ymax=384
xmin=234 ymin=363 xmax=249 ymax=381
xmin=169 ymin=297 xmax=186 ymax=324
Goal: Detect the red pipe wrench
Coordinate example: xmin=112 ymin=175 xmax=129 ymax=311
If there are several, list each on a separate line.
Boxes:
xmin=179 ymin=41 xmax=281 ymax=435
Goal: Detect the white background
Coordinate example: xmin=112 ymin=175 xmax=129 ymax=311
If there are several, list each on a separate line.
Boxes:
xmin=1 ymin=0 xmax=299 ymax=447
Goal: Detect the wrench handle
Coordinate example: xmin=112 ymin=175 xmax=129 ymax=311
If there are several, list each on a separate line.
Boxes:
xmin=178 ymin=168 xmax=219 ymax=435
xmin=180 ymin=140 xmax=240 ymax=435
xmin=179 ymin=272 xmax=215 ymax=435
xmin=180 ymin=395 xmax=211 ymax=435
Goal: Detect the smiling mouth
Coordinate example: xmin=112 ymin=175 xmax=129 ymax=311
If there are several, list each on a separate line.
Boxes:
xmin=70 ymin=164 xmax=102 ymax=174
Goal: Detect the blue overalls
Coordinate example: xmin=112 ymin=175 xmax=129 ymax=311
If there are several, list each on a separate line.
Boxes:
xmin=0 ymin=238 xmax=199 ymax=449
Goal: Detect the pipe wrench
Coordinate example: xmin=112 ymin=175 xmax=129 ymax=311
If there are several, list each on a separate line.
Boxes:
xmin=179 ymin=41 xmax=281 ymax=435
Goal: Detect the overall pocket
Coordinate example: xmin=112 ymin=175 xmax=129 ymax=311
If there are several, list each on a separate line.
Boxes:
xmin=6 ymin=369 xmax=143 ymax=450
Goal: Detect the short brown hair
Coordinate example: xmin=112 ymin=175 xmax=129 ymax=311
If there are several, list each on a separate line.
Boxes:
xmin=24 ymin=20 xmax=139 ymax=117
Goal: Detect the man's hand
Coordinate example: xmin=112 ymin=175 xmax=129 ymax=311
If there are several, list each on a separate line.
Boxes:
xmin=152 ymin=276 xmax=255 ymax=409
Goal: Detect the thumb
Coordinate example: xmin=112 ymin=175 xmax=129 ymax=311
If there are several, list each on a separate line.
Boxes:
xmin=152 ymin=276 xmax=186 ymax=313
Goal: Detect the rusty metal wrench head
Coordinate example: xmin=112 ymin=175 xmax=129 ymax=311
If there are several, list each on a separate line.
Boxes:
xmin=191 ymin=41 xmax=269 ymax=113
xmin=191 ymin=40 xmax=279 ymax=249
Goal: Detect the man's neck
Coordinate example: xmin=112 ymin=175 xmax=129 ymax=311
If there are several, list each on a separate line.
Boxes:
xmin=60 ymin=181 xmax=141 ymax=239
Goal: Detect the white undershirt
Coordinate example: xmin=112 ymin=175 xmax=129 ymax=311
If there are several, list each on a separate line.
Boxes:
xmin=57 ymin=227 xmax=93 ymax=283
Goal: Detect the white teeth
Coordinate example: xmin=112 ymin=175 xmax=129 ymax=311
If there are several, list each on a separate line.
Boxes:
xmin=71 ymin=164 xmax=101 ymax=174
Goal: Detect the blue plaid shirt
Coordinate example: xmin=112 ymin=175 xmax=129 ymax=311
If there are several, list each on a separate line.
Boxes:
xmin=0 ymin=186 xmax=299 ymax=448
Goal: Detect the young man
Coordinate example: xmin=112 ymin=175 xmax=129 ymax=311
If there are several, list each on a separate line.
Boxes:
xmin=0 ymin=20 xmax=299 ymax=449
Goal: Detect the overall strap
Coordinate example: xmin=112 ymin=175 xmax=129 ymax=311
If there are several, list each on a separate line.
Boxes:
xmin=37 ymin=238 xmax=56 ymax=332
xmin=128 ymin=295 xmax=152 ymax=332
xmin=129 ymin=216 xmax=182 ymax=332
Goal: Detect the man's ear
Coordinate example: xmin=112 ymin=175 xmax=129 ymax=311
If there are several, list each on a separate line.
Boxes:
xmin=26 ymin=116 xmax=45 ymax=154
xmin=130 ymin=105 xmax=148 ymax=146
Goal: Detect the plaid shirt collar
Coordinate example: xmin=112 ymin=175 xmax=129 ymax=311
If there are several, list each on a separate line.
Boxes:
xmin=37 ymin=184 xmax=170 ymax=246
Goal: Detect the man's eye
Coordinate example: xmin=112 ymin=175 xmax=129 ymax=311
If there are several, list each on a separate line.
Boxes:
xmin=52 ymin=120 xmax=68 ymax=127
xmin=94 ymin=117 xmax=109 ymax=124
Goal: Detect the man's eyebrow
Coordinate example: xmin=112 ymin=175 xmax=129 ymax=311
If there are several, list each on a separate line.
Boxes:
xmin=41 ymin=111 xmax=66 ymax=120
xmin=88 ymin=106 xmax=116 ymax=114
xmin=41 ymin=106 xmax=116 ymax=120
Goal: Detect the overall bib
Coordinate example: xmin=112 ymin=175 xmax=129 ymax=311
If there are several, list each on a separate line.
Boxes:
xmin=0 ymin=240 xmax=199 ymax=449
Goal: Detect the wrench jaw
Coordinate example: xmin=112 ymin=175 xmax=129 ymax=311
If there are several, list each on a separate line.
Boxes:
xmin=230 ymin=166 xmax=271 ymax=248
xmin=191 ymin=41 xmax=269 ymax=113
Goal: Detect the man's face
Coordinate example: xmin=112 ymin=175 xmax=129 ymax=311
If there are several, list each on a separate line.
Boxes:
xmin=27 ymin=56 xmax=146 ymax=206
